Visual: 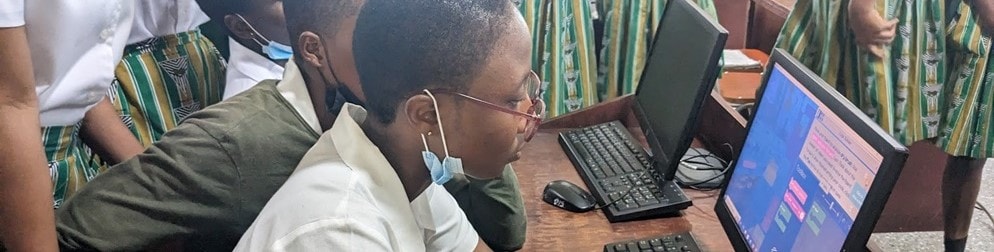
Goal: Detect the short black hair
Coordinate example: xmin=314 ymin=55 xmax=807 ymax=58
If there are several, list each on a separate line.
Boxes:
xmin=353 ymin=0 xmax=517 ymax=123
xmin=197 ymin=0 xmax=256 ymax=22
xmin=283 ymin=0 xmax=363 ymax=53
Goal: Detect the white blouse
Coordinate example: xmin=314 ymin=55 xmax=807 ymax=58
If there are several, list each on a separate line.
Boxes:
xmin=0 ymin=0 xmax=134 ymax=126
xmin=128 ymin=0 xmax=209 ymax=44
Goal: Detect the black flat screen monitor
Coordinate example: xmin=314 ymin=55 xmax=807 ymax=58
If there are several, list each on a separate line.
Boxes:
xmin=632 ymin=0 xmax=727 ymax=181
xmin=714 ymin=49 xmax=909 ymax=252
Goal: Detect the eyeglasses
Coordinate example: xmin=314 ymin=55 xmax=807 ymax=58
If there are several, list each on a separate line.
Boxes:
xmin=429 ymin=71 xmax=545 ymax=141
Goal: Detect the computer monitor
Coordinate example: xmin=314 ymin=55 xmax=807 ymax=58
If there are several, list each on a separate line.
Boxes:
xmin=714 ymin=49 xmax=909 ymax=252
xmin=633 ymin=0 xmax=727 ymax=181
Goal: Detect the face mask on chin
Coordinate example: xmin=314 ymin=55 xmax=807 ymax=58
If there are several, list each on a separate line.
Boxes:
xmin=420 ymin=89 xmax=479 ymax=185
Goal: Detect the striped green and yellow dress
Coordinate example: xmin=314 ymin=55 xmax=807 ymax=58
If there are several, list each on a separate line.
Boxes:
xmin=939 ymin=2 xmax=994 ymax=158
xmin=518 ymin=0 xmax=599 ymax=117
xmin=598 ymin=0 xmax=718 ymax=99
xmin=517 ymin=0 xmax=718 ymax=116
xmin=775 ymin=0 xmax=994 ymax=158
xmin=109 ymin=30 xmax=226 ymax=147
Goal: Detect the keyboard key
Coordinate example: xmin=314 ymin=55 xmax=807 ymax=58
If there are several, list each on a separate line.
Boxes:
xmin=674 ymin=235 xmax=683 ymax=242
xmin=613 ymin=244 xmax=627 ymax=252
xmin=680 ymin=246 xmax=692 ymax=252
xmin=627 ymin=242 xmax=639 ymax=252
xmin=665 ymin=247 xmax=678 ymax=252
xmin=649 ymin=239 xmax=663 ymax=247
xmin=653 ymin=246 xmax=667 ymax=252
xmin=638 ymin=240 xmax=650 ymax=249
xmin=595 ymin=171 xmax=607 ymax=179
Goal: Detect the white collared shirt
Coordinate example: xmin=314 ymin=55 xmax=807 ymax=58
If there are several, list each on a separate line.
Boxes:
xmin=225 ymin=38 xmax=286 ymax=100
xmin=0 ymin=0 xmax=133 ymax=126
xmin=234 ymin=103 xmax=479 ymax=252
xmin=127 ymin=0 xmax=209 ymax=44
xmin=275 ymin=59 xmax=321 ymax=134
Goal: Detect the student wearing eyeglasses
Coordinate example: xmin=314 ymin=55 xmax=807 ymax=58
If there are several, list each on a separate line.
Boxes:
xmin=235 ymin=0 xmax=540 ymax=250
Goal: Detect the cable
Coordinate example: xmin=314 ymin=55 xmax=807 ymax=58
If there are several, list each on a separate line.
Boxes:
xmin=975 ymin=202 xmax=994 ymax=234
xmin=676 ymin=143 xmax=736 ymax=191
xmin=591 ymin=170 xmax=651 ymax=210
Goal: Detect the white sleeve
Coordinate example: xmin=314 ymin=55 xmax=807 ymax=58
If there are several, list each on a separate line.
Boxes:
xmin=271 ymin=218 xmax=394 ymax=252
xmin=421 ymin=185 xmax=481 ymax=252
xmin=0 ymin=0 xmax=24 ymax=27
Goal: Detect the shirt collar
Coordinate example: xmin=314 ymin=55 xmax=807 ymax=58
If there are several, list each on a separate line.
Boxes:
xmin=276 ymin=59 xmax=322 ymax=134
xmin=328 ymin=103 xmax=426 ymax=248
xmin=228 ymin=38 xmax=284 ymax=84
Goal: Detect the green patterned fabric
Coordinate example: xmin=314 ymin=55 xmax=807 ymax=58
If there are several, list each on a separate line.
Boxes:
xmin=518 ymin=0 xmax=599 ymax=117
xmin=598 ymin=0 xmax=718 ymax=99
xmin=775 ymin=0 xmax=994 ymax=158
xmin=518 ymin=0 xmax=717 ymax=116
xmin=938 ymin=2 xmax=994 ymax=158
xmin=41 ymin=123 xmax=101 ymax=209
xmin=109 ymin=29 xmax=226 ymax=147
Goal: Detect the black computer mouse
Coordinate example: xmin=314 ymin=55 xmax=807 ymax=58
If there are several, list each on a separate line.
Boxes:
xmin=542 ymin=180 xmax=597 ymax=213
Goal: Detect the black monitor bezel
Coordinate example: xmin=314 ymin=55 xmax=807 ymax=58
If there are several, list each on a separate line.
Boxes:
xmin=714 ymin=49 xmax=909 ymax=252
xmin=632 ymin=0 xmax=728 ymax=181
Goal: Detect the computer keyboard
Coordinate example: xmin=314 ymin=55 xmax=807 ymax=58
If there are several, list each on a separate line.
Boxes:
xmin=559 ymin=121 xmax=692 ymax=222
xmin=603 ymin=231 xmax=702 ymax=252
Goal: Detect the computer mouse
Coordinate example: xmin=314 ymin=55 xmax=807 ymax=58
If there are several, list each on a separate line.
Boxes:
xmin=542 ymin=180 xmax=597 ymax=213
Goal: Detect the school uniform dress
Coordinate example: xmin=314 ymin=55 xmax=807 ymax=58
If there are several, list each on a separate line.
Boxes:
xmin=0 ymin=0 xmax=133 ymax=208
xmin=518 ymin=0 xmax=599 ymax=117
xmin=223 ymin=38 xmax=285 ymax=100
xmin=109 ymin=0 xmax=226 ymax=146
xmin=776 ymin=0 xmax=994 ymax=158
xmin=597 ymin=0 xmax=718 ymax=98
xmin=516 ymin=0 xmax=718 ymax=116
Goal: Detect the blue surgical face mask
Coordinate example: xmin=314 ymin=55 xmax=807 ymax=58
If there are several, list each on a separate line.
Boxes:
xmin=420 ymin=90 xmax=469 ymax=185
xmin=236 ymin=14 xmax=293 ymax=60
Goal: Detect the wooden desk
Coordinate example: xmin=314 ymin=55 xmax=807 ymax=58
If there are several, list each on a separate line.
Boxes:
xmin=515 ymin=94 xmax=739 ymax=251
xmin=718 ymin=49 xmax=769 ymax=104
xmin=512 ymin=132 xmax=732 ymax=251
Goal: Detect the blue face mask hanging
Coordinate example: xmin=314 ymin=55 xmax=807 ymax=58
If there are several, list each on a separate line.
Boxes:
xmin=420 ymin=90 xmax=468 ymax=185
xmin=236 ymin=14 xmax=293 ymax=60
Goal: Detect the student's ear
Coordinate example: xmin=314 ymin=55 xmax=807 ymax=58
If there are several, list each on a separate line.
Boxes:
xmin=297 ymin=31 xmax=328 ymax=69
xmin=223 ymin=14 xmax=255 ymax=41
xmin=403 ymin=94 xmax=439 ymax=133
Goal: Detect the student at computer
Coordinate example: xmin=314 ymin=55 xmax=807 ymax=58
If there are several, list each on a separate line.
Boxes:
xmin=235 ymin=0 xmax=540 ymax=250
xmin=55 ymin=0 xmax=527 ymax=250
xmin=775 ymin=0 xmax=994 ymax=250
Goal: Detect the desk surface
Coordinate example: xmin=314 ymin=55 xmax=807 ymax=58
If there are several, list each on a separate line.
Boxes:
xmin=512 ymin=130 xmax=734 ymax=251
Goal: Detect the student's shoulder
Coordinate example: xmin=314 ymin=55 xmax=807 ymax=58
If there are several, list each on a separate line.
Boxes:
xmin=245 ymin=161 xmax=389 ymax=243
xmin=179 ymin=81 xmax=312 ymax=139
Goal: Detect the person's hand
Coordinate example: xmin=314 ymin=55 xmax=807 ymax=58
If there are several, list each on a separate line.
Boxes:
xmin=848 ymin=1 xmax=898 ymax=58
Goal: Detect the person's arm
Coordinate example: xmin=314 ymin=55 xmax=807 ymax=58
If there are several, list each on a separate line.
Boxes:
xmin=970 ymin=0 xmax=994 ymax=36
xmin=0 ymin=25 xmax=60 ymax=252
xmin=445 ymin=165 xmax=527 ymax=251
xmin=80 ymin=96 xmax=144 ymax=164
xmin=848 ymin=0 xmax=898 ymax=58
xmin=57 ymin=122 xmax=240 ymax=251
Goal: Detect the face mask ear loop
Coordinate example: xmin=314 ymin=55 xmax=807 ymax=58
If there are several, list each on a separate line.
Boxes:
xmin=235 ymin=14 xmax=272 ymax=46
xmin=422 ymin=90 xmax=450 ymax=157
xmin=420 ymin=133 xmax=431 ymax=152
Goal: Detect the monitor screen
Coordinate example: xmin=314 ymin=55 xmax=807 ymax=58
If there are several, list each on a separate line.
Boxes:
xmin=635 ymin=0 xmax=725 ymax=178
xmin=721 ymin=63 xmax=884 ymax=252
